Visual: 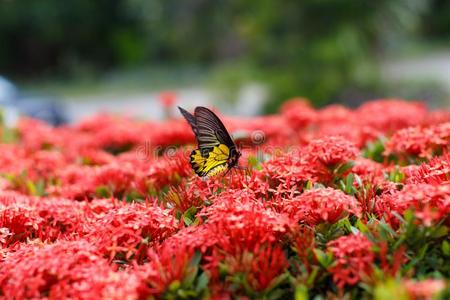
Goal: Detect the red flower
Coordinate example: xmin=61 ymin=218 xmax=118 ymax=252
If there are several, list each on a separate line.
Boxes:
xmin=142 ymin=119 xmax=196 ymax=147
xmin=91 ymin=162 xmax=137 ymax=197
xmin=404 ymin=279 xmax=446 ymax=300
xmin=0 ymin=240 xmax=140 ymax=299
xmin=351 ymin=157 xmax=386 ymax=185
xmin=201 ymin=191 xmax=293 ymax=283
xmin=75 ymin=114 xmax=144 ymax=151
xmin=385 ymin=122 xmax=450 ymax=159
xmin=46 ymin=165 xmax=95 ymax=200
xmin=219 ymin=245 xmax=288 ymax=292
xmin=318 ymin=104 xmax=354 ymax=124
xmin=85 ymin=202 xmax=179 ymax=261
xmin=423 ymin=109 xmax=450 ymax=125
xmin=327 ymin=234 xmax=375 ymax=289
xmin=135 ymin=241 xmax=195 ymax=297
xmin=159 ymin=91 xmax=177 ymax=108
xmin=0 ymin=144 xmax=29 ymax=175
xmin=283 ymin=188 xmax=361 ymax=225
xmin=375 ymin=183 xmax=450 ymax=227
xmin=162 ymin=225 xmax=218 ymax=254
xmin=289 ymin=225 xmax=315 ymax=270
xmin=0 ymin=201 xmax=43 ymax=245
xmin=304 ymin=136 xmax=359 ymax=167
xmin=356 ymin=99 xmax=427 ymax=133
xmin=280 ymin=98 xmax=317 ymax=129
xmin=0 ymin=192 xmax=90 ymax=244
xmin=17 ymin=117 xmax=61 ymax=151
xmin=164 ymin=178 xmax=209 ymax=215
xmin=261 ymin=151 xmax=319 ymax=195
xmin=226 ymin=115 xmax=294 ymax=147
xmin=77 ymin=149 xmax=115 ymax=165
xmin=311 ymin=105 xmax=379 ymax=147
xmin=405 ymin=154 xmax=450 ymax=185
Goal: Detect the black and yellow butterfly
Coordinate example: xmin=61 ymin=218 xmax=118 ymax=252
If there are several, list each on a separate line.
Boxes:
xmin=178 ymin=106 xmax=241 ymax=178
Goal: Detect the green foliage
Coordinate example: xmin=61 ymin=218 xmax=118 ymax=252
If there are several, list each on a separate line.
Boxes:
xmin=386 ymin=167 xmax=406 ymax=183
xmin=162 ymin=251 xmax=210 ymax=299
xmin=374 ymin=279 xmax=409 ymax=300
xmin=0 ymin=0 xmax=439 ymax=108
xmin=363 ymin=138 xmax=387 ymax=163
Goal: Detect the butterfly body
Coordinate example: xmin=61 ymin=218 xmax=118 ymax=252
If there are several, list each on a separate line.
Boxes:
xmin=179 ymin=106 xmax=241 ymax=178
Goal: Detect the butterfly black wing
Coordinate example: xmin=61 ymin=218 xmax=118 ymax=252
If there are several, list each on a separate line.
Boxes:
xmin=178 ymin=106 xmax=198 ymax=136
xmin=194 ymin=106 xmax=235 ymax=154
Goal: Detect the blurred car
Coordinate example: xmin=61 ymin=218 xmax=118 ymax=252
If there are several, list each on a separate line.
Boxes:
xmin=0 ymin=76 xmax=67 ymax=126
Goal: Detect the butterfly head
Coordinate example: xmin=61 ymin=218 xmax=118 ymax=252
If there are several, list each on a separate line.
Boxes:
xmin=228 ymin=146 xmax=241 ymax=168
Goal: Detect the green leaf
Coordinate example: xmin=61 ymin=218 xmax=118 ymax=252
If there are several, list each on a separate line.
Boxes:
xmin=354 ymin=174 xmax=363 ymax=187
xmin=335 ymin=161 xmax=355 ymax=176
xmin=305 ymin=181 xmax=313 ymax=190
xmin=345 ymin=173 xmax=354 ymax=193
xmin=168 ymin=280 xmax=181 ymax=291
xmin=391 ymin=212 xmax=406 ymax=224
xmin=182 ymin=206 xmax=198 ymax=226
xmin=350 ymin=226 xmax=360 ymax=235
xmin=195 ymin=272 xmax=209 ymax=292
xmin=363 ymin=138 xmax=386 ymax=163
xmin=442 ymin=240 xmax=450 ymax=257
xmin=403 ymin=210 xmax=414 ymax=223
xmin=95 ymin=185 xmax=110 ymax=198
xmin=26 ymin=180 xmax=37 ymax=196
xmin=337 ymin=218 xmax=352 ymax=233
xmin=339 ymin=180 xmax=346 ymax=192
xmin=294 ymin=284 xmax=308 ymax=300
xmin=417 ymin=244 xmax=429 ymax=260
xmin=306 ymin=266 xmax=319 ymax=286
xmin=378 ymin=221 xmax=398 ymax=239
xmin=183 ymin=216 xmax=193 ymax=226
xmin=374 ymin=279 xmax=409 ymax=300
xmin=247 ymin=155 xmax=262 ymax=170
xmin=355 ymin=219 xmax=369 ymax=234
xmin=35 ymin=179 xmax=46 ymax=196
xmin=177 ymin=289 xmax=197 ymax=298
xmin=189 ymin=250 xmax=202 ymax=268
xmin=314 ymin=249 xmax=333 ymax=268
xmin=431 ymin=226 xmax=448 ymax=238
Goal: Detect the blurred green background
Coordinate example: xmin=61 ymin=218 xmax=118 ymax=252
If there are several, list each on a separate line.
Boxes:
xmin=1 ymin=0 xmax=449 ymax=114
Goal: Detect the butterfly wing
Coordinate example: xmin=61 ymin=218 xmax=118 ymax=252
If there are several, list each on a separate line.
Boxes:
xmin=189 ymin=149 xmax=206 ymax=176
xmin=194 ymin=107 xmax=235 ymax=155
xmin=178 ymin=106 xmax=198 ymax=136
xmin=180 ymin=106 xmax=240 ymax=178
xmin=190 ymin=144 xmax=230 ymax=177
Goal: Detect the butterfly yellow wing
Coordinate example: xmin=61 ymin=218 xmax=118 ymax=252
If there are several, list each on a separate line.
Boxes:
xmin=190 ymin=144 xmax=230 ymax=178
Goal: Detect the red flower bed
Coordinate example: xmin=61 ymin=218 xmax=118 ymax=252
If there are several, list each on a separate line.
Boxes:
xmin=0 ymin=99 xmax=448 ymax=299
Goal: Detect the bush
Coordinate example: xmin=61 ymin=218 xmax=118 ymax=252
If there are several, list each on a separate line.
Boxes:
xmin=0 ymin=98 xmax=449 ymax=299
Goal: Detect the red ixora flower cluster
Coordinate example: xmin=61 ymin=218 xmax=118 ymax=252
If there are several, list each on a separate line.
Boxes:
xmin=327 ymin=234 xmax=375 ymax=289
xmin=0 ymin=98 xmax=448 ymax=299
xmin=282 ymin=187 xmax=361 ymax=225
xmin=385 ymin=122 xmax=450 ymax=159
xmin=375 ymin=183 xmax=450 ymax=227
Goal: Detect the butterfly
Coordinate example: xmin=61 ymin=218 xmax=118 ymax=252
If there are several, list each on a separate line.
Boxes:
xmin=178 ymin=106 xmax=241 ymax=179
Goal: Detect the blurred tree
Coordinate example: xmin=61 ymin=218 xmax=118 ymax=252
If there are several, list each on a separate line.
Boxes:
xmin=218 ymin=0 xmax=429 ymax=110
xmin=121 ymin=0 xmax=431 ymax=109
xmin=0 ymin=0 xmax=143 ymax=76
xmin=420 ymin=0 xmax=450 ymax=40
xmin=0 ymin=0 xmax=441 ymax=109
